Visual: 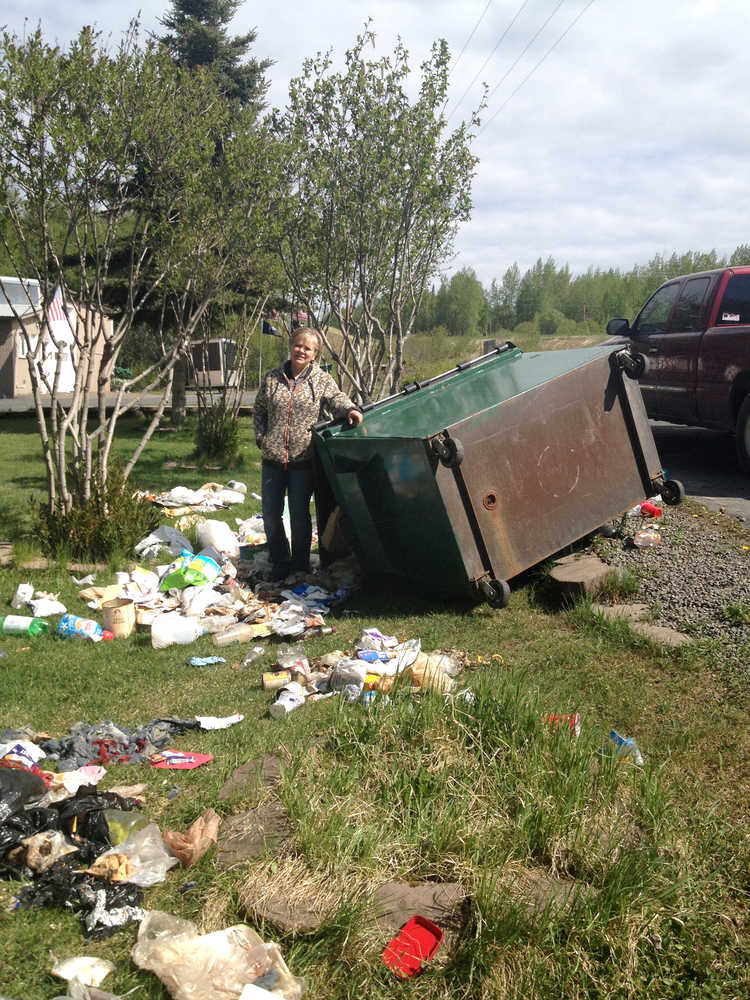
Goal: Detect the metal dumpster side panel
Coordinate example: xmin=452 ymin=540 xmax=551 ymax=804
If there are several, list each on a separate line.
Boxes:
xmin=437 ymin=352 xmax=663 ymax=582
xmin=313 ymin=435 xmax=477 ymax=592
xmin=314 ymin=345 xmax=667 ymax=599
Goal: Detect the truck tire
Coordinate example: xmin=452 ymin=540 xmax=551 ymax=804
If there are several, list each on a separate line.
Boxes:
xmin=736 ymin=395 xmax=750 ymax=474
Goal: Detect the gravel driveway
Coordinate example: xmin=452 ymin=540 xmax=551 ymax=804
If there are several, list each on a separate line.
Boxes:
xmin=594 ymin=499 xmax=750 ymax=670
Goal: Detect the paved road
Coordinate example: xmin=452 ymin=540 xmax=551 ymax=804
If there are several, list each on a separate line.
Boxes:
xmin=0 ymin=390 xmax=257 ymax=413
xmin=650 ymin=422 xmax=750 ymax=521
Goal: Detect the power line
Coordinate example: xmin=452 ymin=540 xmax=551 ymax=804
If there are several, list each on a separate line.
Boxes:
xmin=480 ymin=0 xmax=598 ymax=134
xmin=450 ymin=0 xmax=494 ymax=77
xmin=447 ymin=0 xmax=533 ymax=122
xmin=486 ymin=0 xmax=567 ymax=105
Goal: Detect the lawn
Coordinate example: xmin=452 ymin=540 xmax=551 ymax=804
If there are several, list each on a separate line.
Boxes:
xmin=0 ymin=413 xmax=748 ymax=999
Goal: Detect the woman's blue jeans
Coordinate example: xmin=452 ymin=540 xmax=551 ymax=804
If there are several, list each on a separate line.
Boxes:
xmin=261 ymin=460 xmax=315 ymax=576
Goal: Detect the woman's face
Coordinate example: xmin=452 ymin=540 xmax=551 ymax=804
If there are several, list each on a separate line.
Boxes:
xmin=290 ymin=333 xmax=318 ymax=374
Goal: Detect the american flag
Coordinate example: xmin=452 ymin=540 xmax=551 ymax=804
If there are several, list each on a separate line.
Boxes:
xmin=47 ymin=285 xmax=66 ymax=325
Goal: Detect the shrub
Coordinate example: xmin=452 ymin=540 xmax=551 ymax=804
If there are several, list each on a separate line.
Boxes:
xmin=37 ymin=461 xmax=160 ymax=561
xmin=194 ymin=408 xmax=241 ymax=464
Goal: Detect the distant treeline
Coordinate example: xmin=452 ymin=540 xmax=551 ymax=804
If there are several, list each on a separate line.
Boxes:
xmin=416 ymin=245 xmax=750 ymax=338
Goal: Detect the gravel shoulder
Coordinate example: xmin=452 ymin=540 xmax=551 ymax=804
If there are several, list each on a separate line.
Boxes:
xmin=593 ymin=499 xmax=750 ymax=666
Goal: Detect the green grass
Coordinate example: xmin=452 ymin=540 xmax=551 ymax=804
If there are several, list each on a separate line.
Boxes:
xmin=0 ymin=414 xmax=748 ymax=999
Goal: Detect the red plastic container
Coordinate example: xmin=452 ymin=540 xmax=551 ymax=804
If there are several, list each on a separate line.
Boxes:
xmin=382 ymin=915 xmax=443 ymax=978
xmin=639 ymin=500 xmax=662 ymax=518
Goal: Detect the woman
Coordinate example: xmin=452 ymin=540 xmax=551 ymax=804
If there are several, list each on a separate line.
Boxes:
xmin=253 ymin=327 xmax=362 ymax=579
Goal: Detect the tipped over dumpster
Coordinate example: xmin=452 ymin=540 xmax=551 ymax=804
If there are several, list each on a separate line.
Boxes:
xmin=313 ymin=343 xmax=682 ymax=606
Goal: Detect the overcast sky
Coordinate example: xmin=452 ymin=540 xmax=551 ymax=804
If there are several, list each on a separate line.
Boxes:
xmin=4 ymin=1 xmax=749 ymax=288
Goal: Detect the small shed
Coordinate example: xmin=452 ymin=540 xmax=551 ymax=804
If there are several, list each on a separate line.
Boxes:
xmin=187 ymin=338 xmax=239 ymax=388
xmin=0 ymin=277 xmax=110 ymax=398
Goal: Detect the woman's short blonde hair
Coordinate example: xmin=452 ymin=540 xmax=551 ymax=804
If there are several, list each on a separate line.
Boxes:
xmin=291 ymin=326 xmax=323 ymax=359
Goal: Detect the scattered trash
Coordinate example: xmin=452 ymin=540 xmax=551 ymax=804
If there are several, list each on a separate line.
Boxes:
xmin=196 ymin=519 xmax=241 ymax=559
xmin=601 ymin=730 xmax=644 ymax=766
xmin=71 ymin=572 xmax=97 ymax=586
xmin=188 ymin=655 xmax=226 ymax=667
xmin=150 ymin=750 xmax=213 ymax=770
xmin=50 ymin=954 xmax=116 ymax=988
xmin=632 ymin=528 xmax=661 ymax=548
xmin=639 ymin=500 xmax=662 ymax=518
xmin=160 ymin=549 xmax=222 ymax=591
xmin=542 ymin=712 xmax=581 ymax=737
xmin=195 ymin=713 xmax=244 ymax=730
xmin=163 ymin=808 xmax=220 ymax=866
xmin=269 ymin=682 xmax=306 ymax=719
xmin=0 ymin=615 xmax=49 ymax=637
xmin=131 ymin=910 xmax=304 ymax=1000
xmin=239 ymin=646 xmax=266 ymax=669
xmin=382 ymin=914 xmax=443 ymax=979
xmin=101 ymin=599 xmax=135 ymax=638
xmin=97 ymin=822 xmax=178 ymax=887
xmin=213 ymin=622 xmax=269 ymax=646
xmin=263 ymin=670 xmax=292 ymax=691
xmin=135 ymin=524 xmax=193 ymax=558
xmin=151 ymin=612 xmax=206 ymax=649
xmin=56 ymin=614 xmax=113 ymax=643
xmin=11 ymin=582 xmax=34 ymax=608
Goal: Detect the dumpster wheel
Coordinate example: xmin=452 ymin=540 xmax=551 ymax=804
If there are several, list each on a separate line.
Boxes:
xmin=477 ymin=577 xmax=511 ymax=608
xmin=660 ymin=479 xmax=685 ymax=506
xmin=431 ymin=434 xmax=465 ymax=468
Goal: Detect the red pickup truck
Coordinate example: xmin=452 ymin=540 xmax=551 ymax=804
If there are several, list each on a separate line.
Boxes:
xmin=606 ymin=266 xmax=750 ymax=472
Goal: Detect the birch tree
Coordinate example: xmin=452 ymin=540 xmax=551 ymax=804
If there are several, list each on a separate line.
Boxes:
xmin=0 ymin=24 xmax=277 ymax=517
xmin=273 ymin=27 xmax=483 ymax=402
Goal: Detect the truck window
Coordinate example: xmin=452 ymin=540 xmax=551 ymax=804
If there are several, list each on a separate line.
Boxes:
xmin=633 ymin=282 xmax=679 ymax=335
xmin=670 ymin=276 xmax=710 ymax=332
xmin=717 ymin=273 xmax=750 ymax=324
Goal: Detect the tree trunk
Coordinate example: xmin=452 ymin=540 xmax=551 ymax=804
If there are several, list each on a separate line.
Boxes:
xmin=171 ymin=354 xmax=187 ymax=426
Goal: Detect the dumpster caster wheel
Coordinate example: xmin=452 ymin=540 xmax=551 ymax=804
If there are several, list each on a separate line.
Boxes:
xmin=478 ymin=577 xmax=510 ymax=608
xmin=432 ymin=435 xmax=464 ymax=468
xmin=613 ymin=349 xmax=647 ymax=379
xmin=660 ymin=479 xmax=685 ymax=505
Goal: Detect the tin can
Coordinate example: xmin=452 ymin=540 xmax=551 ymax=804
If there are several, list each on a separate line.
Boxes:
xmin=262 ymin=669 xmax=292 ymax=691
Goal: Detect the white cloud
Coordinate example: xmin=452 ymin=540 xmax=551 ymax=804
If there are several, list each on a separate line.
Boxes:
xmin=4 ymin=0 xmax=750 ymax=289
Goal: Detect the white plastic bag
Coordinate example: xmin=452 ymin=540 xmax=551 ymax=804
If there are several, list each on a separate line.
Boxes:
xmin=99 ymin=823 xmax=178 ymax=887
xmin=131 ymin=911 xmax=304 ymax=1000
xmin=196 ymin=519 xmax=240 ymax=559
xmin=135 ymin=525 xmax=194 ymax=558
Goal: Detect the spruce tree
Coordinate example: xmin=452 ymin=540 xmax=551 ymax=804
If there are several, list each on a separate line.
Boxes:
xmin=157 ymin=0 xmax=271 ymax=109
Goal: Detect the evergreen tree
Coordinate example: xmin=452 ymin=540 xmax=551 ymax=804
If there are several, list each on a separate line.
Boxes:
xmin=157 ymin=0 xmax=271 ymax=109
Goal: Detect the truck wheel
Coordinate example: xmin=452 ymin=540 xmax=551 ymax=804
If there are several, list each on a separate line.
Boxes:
xmin=736 ymin=396 xmax=750 ymax=474
xmin=660 ymin=479 xmax=685 ymax=506
xmin=478 ymin=577 xmax=510 ymax=608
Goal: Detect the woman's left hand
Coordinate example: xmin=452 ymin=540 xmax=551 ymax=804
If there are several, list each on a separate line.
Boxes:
xmin=346 ymin=409 xmax=363 ymax=426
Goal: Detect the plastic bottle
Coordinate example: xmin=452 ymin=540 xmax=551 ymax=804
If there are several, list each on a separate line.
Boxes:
xmin=213 ymin=623 xmax=264 ymax=647
xmin=56 ymin=614 xmax=113 ymax=642
xmin=151 ymin=612 xmax=206 ymax=650
xmin=0 ymin=615 xmax=49 ymax=637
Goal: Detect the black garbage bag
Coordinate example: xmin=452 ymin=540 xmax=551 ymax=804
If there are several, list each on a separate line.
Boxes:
xmin=18 ymin=855 xmax=144 ymax=939
xmin=0 ymin=805 xmax=61 ymax=867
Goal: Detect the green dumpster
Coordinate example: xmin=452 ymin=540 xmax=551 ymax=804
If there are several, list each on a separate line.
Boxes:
xmin=313 ymin=342 xmax=681 ymax=605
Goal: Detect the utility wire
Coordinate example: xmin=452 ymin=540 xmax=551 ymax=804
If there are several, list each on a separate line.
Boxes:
xmin=447 ymin=0 xmax=532 ymax=122
xmin=450 ymin=0 xmax=494 ymax=77
xmin=480 ymin=0 xmax=598 ymax=133
xmin=486 ymin=0 xmax=567 ymax=105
